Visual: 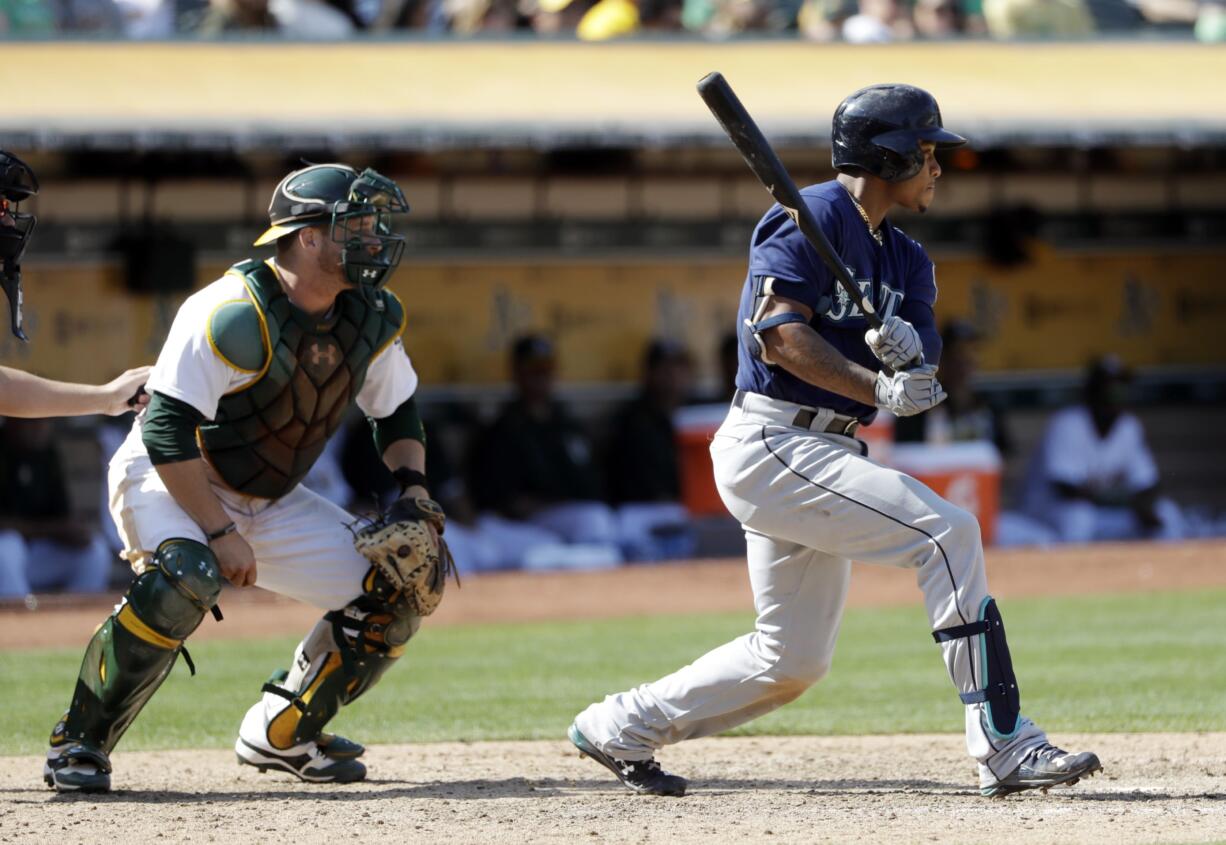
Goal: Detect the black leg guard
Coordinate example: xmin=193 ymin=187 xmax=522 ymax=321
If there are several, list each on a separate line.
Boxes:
xmin=56 ymin=540 xmax=222 ymax=755
xmin=259 ymin=566 xmax=420 ymax=751
xmin=932 ymin=596 xmax=1021 ymax=741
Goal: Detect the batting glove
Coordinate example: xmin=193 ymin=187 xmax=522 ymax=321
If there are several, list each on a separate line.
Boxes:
xmin=866 ymin=316 xmax=923 ymax=371
xmin=874 ymin=364 xmax=947 ymax=417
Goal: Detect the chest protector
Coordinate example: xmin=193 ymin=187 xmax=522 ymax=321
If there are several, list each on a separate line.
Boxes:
xmin=200 ymin=259 xmax=405 ymax=500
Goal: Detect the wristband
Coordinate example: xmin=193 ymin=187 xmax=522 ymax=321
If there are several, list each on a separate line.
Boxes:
xmin=392 ymin=467 xmax=429 ymax=495
xmin=205 ymin=522 xmax=237 ymax=542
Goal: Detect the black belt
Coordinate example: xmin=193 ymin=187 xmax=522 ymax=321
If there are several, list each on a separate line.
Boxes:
xmin=792 ymin=409 xmax=861 ymax=437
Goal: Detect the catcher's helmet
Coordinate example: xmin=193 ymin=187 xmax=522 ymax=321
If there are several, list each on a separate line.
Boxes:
xmin=0 ymin=150 xmax=39 ymax=341
xmin=831 ymin=84 xmax=966 ymax=183
xmin=254 ymin=163 xmax=410 ymax=296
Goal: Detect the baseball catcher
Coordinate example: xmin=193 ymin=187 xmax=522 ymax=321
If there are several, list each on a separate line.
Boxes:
xmin=44 ymin=163 xmax=451 ymax=792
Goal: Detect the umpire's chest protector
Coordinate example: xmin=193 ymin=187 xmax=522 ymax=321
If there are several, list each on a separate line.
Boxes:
xmin=200 ymin=258 xmax=405 ymax=500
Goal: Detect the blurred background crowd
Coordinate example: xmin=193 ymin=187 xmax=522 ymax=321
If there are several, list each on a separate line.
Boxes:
xmin=2 ymin=0 xmax=1226 ymax=41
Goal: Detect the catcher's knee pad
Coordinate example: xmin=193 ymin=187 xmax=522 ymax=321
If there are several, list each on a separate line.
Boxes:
xmin=932 ymin=596 xmax=1021 ymax=740
xmin=127 ymin=539 xmax=224 ymax=640
xmin=260 ymin=572 xmax=421 ymax=750
xmin=61 ymin=539 xmax=222 ymax=753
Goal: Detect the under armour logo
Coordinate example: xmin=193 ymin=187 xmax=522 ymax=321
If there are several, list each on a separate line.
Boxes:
xmin=362 ymin=268 xmax=378 ymax=279
xmin=310 ymin=342 xmax=338 ymax=366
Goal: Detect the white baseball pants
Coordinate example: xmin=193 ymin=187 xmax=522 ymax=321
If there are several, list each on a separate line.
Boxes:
xmin=109 ymin=447 xmax=370 ymax=612
xmin=575 ymin=392 xmax=1048 ymax=785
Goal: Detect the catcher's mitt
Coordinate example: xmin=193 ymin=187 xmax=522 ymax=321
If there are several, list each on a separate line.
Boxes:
xmin=353 ymin=497 xmax=458 ymax=616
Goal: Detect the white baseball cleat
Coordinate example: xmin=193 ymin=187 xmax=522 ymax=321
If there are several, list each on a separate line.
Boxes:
xmin=234 ymin=701 xmax=366 ymax=784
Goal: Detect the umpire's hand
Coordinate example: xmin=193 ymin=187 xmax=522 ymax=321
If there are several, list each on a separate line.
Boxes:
xmin=104 ymin=366 xmax=153 ymax=415
xmin=211 ymin=531 xmax=258 ymax=587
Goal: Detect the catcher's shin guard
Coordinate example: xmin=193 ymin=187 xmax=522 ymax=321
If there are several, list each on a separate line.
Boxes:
xmin=254 ymin=566 xmax=421 ymax=751
xmin=54 ymin=539 xmax=222 ymax=755
xmin=933 ymin=596 xmax=1021 ymax=740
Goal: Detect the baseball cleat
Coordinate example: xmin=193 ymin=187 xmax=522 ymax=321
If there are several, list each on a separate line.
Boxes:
xmin=315 ymin=732 xmax=365 ymax=760
xmin=568 ymin=722 xmax=687 ymax=797
xmin=235 ymin=702 xmax=366 ymax=784
xmin=44 ymin=740 xmax=112 ymax=794
xmin=981 ymin=743 xmax=1102 ymax=798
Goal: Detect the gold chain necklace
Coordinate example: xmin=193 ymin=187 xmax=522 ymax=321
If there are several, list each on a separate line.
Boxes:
xmin=844 ymin=186 xmax=883 ymax=246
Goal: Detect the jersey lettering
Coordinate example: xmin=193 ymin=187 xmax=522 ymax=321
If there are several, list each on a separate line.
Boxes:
xmin=823 ymin=278 xmax=905 ymax=323
xmin=736 ymin=180 xmax=939 ymax=418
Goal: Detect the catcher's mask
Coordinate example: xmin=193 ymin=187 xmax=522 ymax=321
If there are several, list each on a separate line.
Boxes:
xmin=254 ymin=163 xmax=409 ymax=305
xmin=0 ymin=150 xmax=39 ymax=341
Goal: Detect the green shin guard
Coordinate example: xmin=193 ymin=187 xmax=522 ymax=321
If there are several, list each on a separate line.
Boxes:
xmin=58 ymin=539 xmax=223 ymax=755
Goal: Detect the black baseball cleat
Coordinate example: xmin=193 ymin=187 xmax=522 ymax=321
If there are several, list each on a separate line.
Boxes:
xmin=568 ymin=722 xmax=687 ymax=797
xmin=981 ymin=743 xmax=1102 ymax=798
xmin=44 ymin=741 xmax=112 ymax=793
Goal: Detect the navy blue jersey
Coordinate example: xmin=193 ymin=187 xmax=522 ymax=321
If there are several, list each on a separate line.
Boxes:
xmin=734 ymin=179 xmax=942 ymax=420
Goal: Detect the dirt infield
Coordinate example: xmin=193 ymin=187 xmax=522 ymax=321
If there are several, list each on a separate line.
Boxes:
xmin=3 ymin=539 xmax=1225 ymax=649
xmin=1 ymin=733 xmax=1224 ymax=844
xmin=3 ymin=541 xmax=1225 ymax=843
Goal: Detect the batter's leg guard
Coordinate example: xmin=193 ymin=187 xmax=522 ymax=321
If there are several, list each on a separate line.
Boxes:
xmin=932 ymin=596 xmax=1021 ymax=741
xmin=235 ymin=565 xmax=420 ymax=783
xmin=46 ymin=540 xmax=221 ymax=791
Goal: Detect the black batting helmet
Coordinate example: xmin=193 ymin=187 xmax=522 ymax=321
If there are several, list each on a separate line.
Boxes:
xmin=831 ymin=84 xmax=966 ymax=183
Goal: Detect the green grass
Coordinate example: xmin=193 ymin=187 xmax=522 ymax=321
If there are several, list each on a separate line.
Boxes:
xmin=2 ymin=589 xmax=1224 ymax=756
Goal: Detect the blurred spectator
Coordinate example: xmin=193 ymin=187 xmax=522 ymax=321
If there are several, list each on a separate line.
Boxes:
xmin=184 ymin=0 xmax=356 ymax=35
xmin=520 ymin=0 xmax=593 ymax=32
xmin=113 ymin=0 xmax=174 ymax=36
xmin=716 ymin=332 xmax=739 ymax=403
xmin=895 ymin=320 xmax=1013 ymax=455
xmin=913 ymin=0 xmax=966 ymax=35
xmin=1196 ymin=0 xmax=1226 ymax=38
xmin=55 ymin=0 xmax=125 ymax=30
xmin=604 ymin=339 xmax=696 ymax=561
xmin=439 ymin=0 xmax=520 ymax=32
xmin=1018 ymin=355 xmax=1183 ymax=543
xmin=0 ymin=418 xmax=112 ymax=598
xmin=184 ymin=0 xmax=277 ymax=32
xmin=0 ymin=0 xmax=56 ymax=33
xmin=689 ymin=332 xmax=739 ymax=405
xmin=983 ymin=0 xmax=1094 ymax=37
xmin=797 ymin=0 xmax=854 ymax=38
xmin=467 ymin=334 xmax=622 ymax=569
xmin=570 ymin=0 xmax=679 ymax=38
xmin=683 ymin=0 xmax=796 ymax=34
xmin=842 ymin=0 xmax=913 ymax=41
xmin=576 ymin=0 xmax=637 ymax=36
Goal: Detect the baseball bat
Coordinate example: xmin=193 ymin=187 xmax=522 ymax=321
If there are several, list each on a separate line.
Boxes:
xmin=696 ymin=71 xmax=882 ymax=331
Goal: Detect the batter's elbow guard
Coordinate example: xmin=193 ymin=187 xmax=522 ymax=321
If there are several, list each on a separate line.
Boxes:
xmin=932 ymin=597 xmax=1021 ymax=740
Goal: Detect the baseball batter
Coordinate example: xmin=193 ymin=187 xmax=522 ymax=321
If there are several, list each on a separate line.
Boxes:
xmin=570 ymin=85 xmax=1102 ymax=798
xmin=44 ymin=164 xmax=447 ymax=792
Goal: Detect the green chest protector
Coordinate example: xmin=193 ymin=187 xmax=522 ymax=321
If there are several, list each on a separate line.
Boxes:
xmin=200 ymin=259 xmax=405 ymax=500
